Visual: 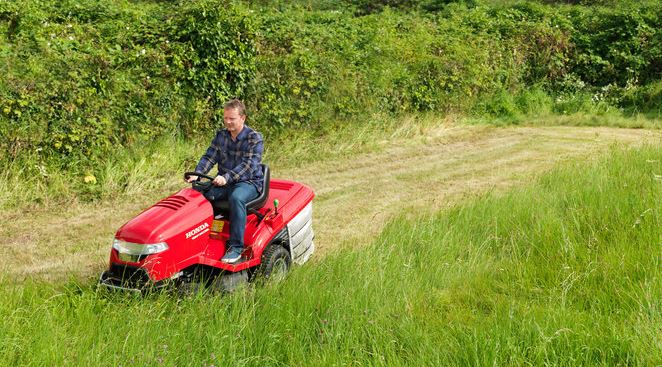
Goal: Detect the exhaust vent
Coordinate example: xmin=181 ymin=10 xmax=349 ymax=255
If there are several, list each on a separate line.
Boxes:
xmin=154 ymin=195 xmax=189 ymax=210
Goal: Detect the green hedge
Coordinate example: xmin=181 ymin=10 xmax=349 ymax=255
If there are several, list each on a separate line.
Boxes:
xmin=0 ymin=0 xmax=257 ymax=167
xmin=0 ymin=0 xmax=660 ymax=172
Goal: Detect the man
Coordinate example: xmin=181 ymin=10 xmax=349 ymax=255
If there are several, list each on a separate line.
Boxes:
xmin=186 ymin=99 xmax=264 ymax=263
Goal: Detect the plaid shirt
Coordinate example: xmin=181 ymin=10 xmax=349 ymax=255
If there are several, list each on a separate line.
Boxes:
xmin=195 ymin=125 xmax=264 ymax=192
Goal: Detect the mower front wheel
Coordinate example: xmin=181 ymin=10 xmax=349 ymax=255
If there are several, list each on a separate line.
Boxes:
xmin=177 ymin=281 xmax=205 ymax=297
xmin=259 ymin=244 xmax=291 ymax=282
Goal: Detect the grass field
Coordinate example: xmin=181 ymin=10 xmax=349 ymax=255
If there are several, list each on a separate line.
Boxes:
xmin=2 ymin=0 xmax=661 ymax=363
xmin=4 ymin=111 xmax=661 ymax=211
xmin=1 ymin=122 xmax=658 ymax=281
xmin=1 ymin=139 xmax=660 ymax=366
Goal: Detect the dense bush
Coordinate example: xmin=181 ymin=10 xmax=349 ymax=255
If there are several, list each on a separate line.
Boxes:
xmin=0 ymin=0 xmax=256 ymax=168
xmin=1 ymin=1 xmax=179 ymax=166
xmin=0 ymin=0 xmax=660 ymax=177
xmin=175 ymin=0 xmax=257 ymax=107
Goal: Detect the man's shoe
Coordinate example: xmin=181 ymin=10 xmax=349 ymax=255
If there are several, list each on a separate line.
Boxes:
xmin=221 ymin=247 xmax=243 ymax=263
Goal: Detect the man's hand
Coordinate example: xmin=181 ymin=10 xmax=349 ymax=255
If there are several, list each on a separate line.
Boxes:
xmin=212 ymin=175 xmax=227 ymax=186
xmin=185 ymin=175 xmax=198 ymax=183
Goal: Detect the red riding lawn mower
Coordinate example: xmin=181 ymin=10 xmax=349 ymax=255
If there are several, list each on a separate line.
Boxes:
xmin=99 ymin=165 xmax=315 ymax=293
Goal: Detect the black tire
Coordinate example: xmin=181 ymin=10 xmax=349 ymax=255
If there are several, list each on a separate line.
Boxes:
xmin=177 ymin=281 xmax=205 ymax=297
xmin=259 ymin=244 xmax=291 ymax=282
xmin=176 ymin=268 xmax=209 ymax=297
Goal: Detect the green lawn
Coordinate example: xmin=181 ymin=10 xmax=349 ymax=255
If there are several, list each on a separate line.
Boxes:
xmin=1 ymin=144 xmax=660 ymax=366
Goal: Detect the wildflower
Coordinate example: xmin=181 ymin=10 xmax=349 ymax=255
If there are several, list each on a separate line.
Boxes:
xmin=84 ymin=174 xmax=97 ymax=184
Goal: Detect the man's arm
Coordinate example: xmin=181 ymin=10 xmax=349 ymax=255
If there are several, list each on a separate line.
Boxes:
xmin=195 ymin=133 xmax=222 ymax=175
xmin=222 ymin=132 xmax=263 ymax=185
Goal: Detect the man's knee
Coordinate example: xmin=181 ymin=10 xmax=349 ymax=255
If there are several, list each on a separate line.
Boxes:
xmin=229 ymin=191 xmax=247 ymax=207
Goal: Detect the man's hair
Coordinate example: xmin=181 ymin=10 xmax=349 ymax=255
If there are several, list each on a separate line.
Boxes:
xmin=224 ymin=99 xmax=246 ymax=116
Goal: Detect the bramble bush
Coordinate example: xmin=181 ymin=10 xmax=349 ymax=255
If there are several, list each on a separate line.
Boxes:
xmin=175 ymin=0 xmax=257 ymax=108
xmin=0 ymin=0 xmax=257 ymax=171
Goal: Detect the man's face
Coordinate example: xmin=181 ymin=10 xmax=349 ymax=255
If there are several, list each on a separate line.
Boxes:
xmin=223 ymin=107 xmax=246 ymax=134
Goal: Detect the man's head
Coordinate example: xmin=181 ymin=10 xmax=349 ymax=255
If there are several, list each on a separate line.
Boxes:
xmin=223 ymin=99 xmax=247 ymax=136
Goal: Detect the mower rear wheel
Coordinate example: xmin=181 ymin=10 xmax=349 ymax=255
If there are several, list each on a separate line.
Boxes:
xmin=260 ymin=244 xmax=291 ymax=282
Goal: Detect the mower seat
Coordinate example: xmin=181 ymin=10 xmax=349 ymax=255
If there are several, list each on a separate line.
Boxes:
xmin=211 ymin=164 xmax=270 ymax=218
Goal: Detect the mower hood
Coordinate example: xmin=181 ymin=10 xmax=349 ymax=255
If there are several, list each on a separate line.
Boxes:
xmin=115 ymin=188 xmax=212 ymax=244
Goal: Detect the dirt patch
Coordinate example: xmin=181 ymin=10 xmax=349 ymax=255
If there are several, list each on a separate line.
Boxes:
xmin=1 ymin=125 xmax=659 ymax=280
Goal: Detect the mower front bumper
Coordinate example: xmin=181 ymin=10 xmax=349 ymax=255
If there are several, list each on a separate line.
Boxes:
xmin=98 ymin=264 xmax=168 ymax=293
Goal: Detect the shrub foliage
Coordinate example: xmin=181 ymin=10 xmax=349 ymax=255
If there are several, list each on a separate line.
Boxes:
xmin=0 ymin=0 xmax=660 ymax=171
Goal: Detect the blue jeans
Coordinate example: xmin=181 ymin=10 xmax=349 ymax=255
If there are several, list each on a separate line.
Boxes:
xmin=201 ymin=182 xmax=259 ymax=250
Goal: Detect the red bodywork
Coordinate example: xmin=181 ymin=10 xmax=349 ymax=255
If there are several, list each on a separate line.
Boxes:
xmin=108 ymin=179 xmax=314 ymax=283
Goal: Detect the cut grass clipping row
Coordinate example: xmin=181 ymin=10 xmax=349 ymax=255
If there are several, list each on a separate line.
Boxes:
xmin=1 ymin=145 xmax=660 ymax=365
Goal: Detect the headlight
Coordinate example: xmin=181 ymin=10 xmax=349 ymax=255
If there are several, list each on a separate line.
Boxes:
xmin=112 ymin=239 xmax=169 ymax=255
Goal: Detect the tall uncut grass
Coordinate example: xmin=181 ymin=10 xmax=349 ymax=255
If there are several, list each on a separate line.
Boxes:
xmin=1 ymin=145 xmax=660 ymax=366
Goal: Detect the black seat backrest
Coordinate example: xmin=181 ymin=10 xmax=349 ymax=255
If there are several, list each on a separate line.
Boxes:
xmin=246 ymin=164 xmax=269 ymax=211
xmin=211 ymin=164 xmax=270 ymax=217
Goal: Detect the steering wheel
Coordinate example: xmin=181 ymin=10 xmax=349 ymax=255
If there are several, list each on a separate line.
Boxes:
xmin=184 ymin=172 xmax=216 ymax=192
